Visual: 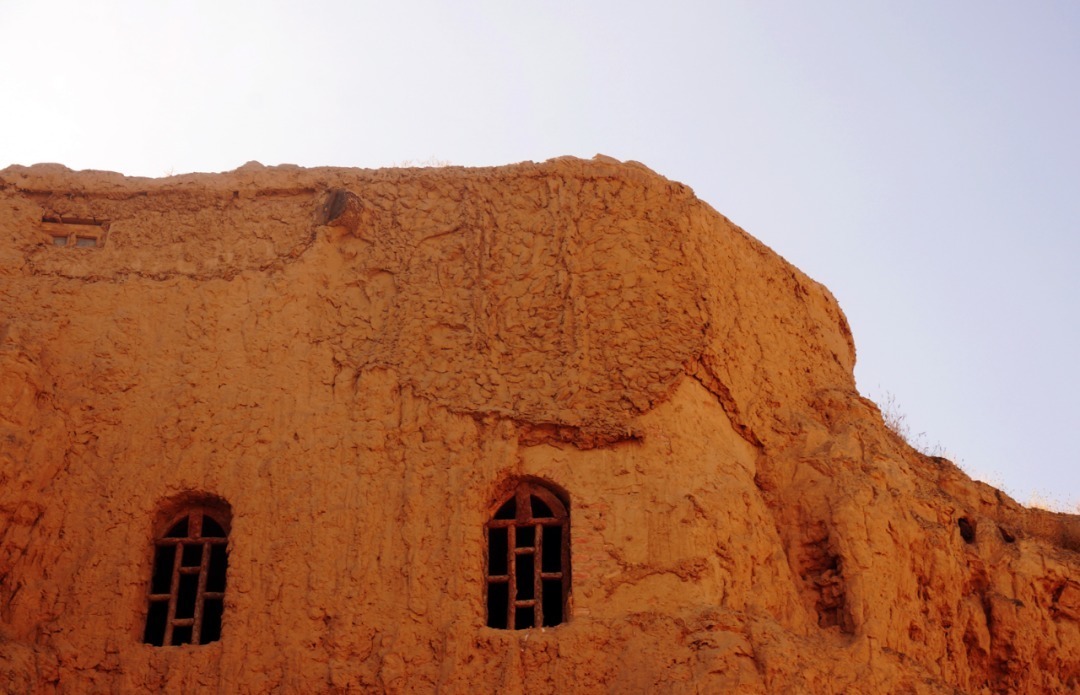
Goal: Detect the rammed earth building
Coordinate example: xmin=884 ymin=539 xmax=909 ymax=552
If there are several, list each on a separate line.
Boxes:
xmin=1 ymin=158 xmax=1078 ymax=693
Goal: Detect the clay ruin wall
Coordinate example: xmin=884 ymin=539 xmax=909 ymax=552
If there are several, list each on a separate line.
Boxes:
xmin=1 ymin=157 xmax=1077 ymax=693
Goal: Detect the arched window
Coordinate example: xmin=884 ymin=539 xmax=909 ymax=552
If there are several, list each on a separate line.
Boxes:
xmin=143 ymin=499 xmax=230 ymax=646
xmin=486 ymin=480 xmax=570 ymax=629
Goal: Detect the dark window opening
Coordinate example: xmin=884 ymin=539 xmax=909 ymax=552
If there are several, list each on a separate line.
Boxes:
xmin=495 ymin=498 xmax=516 ymax=520
xmin=181 ymin=543 xmax=202 ymax=567
xmin=487 ymin=582 xmax=509 ymax=630
xmin=488 ymin=528 xmax=508 ymax=576
xmin=530 ymin=497 xmax=552 ymax=518
xmin=485 ymin=480 xmax=570 ymax=630
xmin=202 ymin=516 xmax=226 ymax=537
xmin=542 ymin=579 xmax=564 ymax=626
xmin=172 ymin=625 xmax=193 ymax=646
xmin=165 ymin=517 xmax=188 ymax=538
xmin=541 ymin=526 xmax=562 ymax=573
xmin=514 ymin=606 xmax=534 ymax=630
xmin=207 ymin=545 xmax=228 ymax=591
xmin=201 ymin=599 xmax=224 ymax=643
xmin=144 ymin=504 xmax=230 ymax=647
xmin=515 ymin=555 xmax=535 ymax=600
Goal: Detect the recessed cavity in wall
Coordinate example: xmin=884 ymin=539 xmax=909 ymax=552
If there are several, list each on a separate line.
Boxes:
xmin=40 ymin=215 xmax=109 ymax=249
xmin=958 ymin=517 xmax=977 ymax=544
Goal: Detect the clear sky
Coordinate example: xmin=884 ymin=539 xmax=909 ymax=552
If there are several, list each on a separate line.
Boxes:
xmin=2 ymin=1 xmax=1077 ymax=510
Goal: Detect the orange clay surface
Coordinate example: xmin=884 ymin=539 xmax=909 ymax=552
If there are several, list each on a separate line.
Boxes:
xmin=1 ymin=156 xmax=1077 ymax=693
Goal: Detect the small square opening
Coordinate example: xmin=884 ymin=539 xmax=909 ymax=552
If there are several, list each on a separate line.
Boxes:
xmin=51 ymin=235 xmax=69 ymax=247
xmin=75 ymin=236 xmax=98 ymax=248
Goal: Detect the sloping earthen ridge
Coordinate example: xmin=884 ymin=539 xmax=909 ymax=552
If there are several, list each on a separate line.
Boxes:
xmin=0 ymin=156 xmax=1077 ymax=693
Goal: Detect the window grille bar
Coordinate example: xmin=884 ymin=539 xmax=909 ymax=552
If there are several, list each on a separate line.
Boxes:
xmin=486 ymin=482 xmax=569 ymax=630
xmin=156 ymin=537 xmax=228 ymax=546
xmin=163 ymin=521 xmax=186 ymax=646
xmin=192 ymin=539 xmax=210 ymax=644
xmin=487 ymin=518 xmax=563 ymax=529
xmin=562 ymin=513 xmax=571 ymax=625
xmin=534 ymin=522 xmax=544 ymax=626
xmin=506 ymin=522 xmax=516 ymax=629
xmin=146 ymin=505 xmax=229 ymax=647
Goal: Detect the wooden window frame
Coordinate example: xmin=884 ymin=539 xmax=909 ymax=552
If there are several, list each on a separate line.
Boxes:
xmin=485 ymin=481 xmax=570 ymax=629
xmin=144 ymin=506 xmax=229 ymax=646
xmin=41 ymin=215 xmax=109 ymax=248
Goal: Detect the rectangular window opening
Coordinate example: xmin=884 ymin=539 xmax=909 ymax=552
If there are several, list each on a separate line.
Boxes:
xmin=514 ymin=607 xmax=535 ymax=630
xmin=487 ymin=582 xmax=509 ymax=629
xmin=41 ymin=216 xmax=109 ymax=248
xmin=175 ymin=573 xmax=199 ymax=619
xmin=172 ymin=625 xmax=193 ymax=646
xmin=207 ymin=545 xmax=228 ymax=592
xmin=515 ymin=555 xmax=535 ymax=601
xmin=201 ymin=599 xmax=224 ymax=643
xmin=181 ymin=543 xmax=203 ymax=567
xmin=143 ymin=601 xmax=169 ymax=646
xmin=541 ymin=526 xmax=562 ymax=573
xmin=150 ymin=546 xmax=175 ymax=594
xmin=488 ymin=528 xmax=508 ymax=576
xmin=542 ymin=579 xmax=564 ymax=627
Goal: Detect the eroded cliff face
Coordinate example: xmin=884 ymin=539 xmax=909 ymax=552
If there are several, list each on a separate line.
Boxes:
xmin=0 ymin=157 xmax=1076 ymax=694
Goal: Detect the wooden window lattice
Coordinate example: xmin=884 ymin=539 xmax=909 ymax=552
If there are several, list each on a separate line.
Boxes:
xmin=485 ymin=482 xmax=570 ymax=630
xmin=144 ymin=508 xmax=229 ymax=646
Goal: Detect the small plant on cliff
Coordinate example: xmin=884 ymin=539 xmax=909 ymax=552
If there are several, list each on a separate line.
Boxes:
xmin=392 ymin=156 xmax=452 ymax=168
xmin=876 ymin=391 xmax=952 ymax=459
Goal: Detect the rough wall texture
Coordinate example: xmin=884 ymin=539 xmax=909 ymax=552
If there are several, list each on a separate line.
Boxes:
xmin=0 ymin=156 xmax=1077 ymax=694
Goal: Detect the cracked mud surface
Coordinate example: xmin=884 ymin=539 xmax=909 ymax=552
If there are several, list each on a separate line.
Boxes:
xmin=1 ymin=157 xmax=1077 ymax=693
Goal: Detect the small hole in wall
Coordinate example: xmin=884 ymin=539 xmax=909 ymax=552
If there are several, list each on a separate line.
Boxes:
xmin=75 ymin=236 xmax=98 ymax=248
xmin=998 ymin=526 xmax=1015 ymax=543
xmin=958 ymin=517 xmax=976 ymax=544
xmin=52 ymin=236 xmax=69 ymax=246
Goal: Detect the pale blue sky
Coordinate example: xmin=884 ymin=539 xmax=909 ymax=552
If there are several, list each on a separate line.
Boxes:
xmin=2 ymin=1 xmax=1077 ymax=509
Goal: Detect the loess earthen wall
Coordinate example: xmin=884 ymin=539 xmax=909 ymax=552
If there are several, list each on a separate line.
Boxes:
xmin=0 ymin=157 xmax=1077 ymax=693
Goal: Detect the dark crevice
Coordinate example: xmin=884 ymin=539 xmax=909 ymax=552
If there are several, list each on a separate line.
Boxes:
xmin=687 ymin=361 xmax=762 ymax=448
xmin=958 ymin=517 xmax=977 ymax=544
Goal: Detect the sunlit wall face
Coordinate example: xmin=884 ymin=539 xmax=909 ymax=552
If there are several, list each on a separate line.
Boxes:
xmin=1 ymin=0 xmax=1077 ymax=509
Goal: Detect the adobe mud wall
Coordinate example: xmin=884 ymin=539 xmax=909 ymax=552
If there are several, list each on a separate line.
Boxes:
xmin=1 ymin=157 xmax=1077 ymax=693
